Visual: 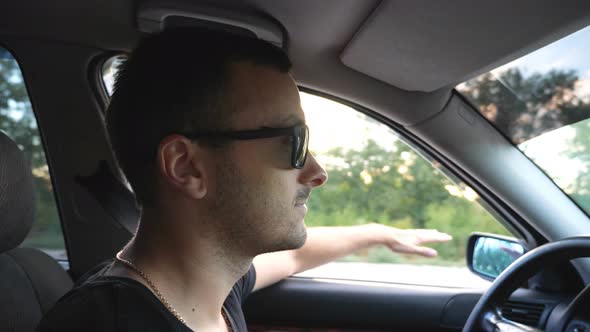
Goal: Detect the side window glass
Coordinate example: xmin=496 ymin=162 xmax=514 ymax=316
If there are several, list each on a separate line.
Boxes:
xmin=0 ymin=48 xmax=66 ymax=260
xmin=102 ymin=55 xmax=125 ymax=96
xmin=300 ymin=92 xmax=513 ymax=287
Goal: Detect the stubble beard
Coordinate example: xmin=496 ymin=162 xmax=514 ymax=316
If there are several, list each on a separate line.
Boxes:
xmin=212 ymin=159 xmax=308 ymax=258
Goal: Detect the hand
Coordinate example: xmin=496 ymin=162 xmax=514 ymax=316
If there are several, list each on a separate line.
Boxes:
xmin=368 ymin=224 xmax=453 ymax=257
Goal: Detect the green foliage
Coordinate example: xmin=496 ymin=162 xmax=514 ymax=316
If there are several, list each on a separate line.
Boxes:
xmin=306 ymin=137 xmax=511 ymax=266
xmin=424 ymin=201 xmax=509 ymax=262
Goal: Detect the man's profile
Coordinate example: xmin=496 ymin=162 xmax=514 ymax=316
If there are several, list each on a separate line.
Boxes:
xmin=37 ymin=28 xmax=450 ymax=332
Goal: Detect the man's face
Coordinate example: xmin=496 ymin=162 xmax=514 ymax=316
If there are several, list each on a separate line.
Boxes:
xmin=207 ymin=62 xmax=328 ymax=256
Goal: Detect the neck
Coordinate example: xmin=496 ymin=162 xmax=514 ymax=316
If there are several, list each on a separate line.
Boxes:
xmin=119 ymin=208 xmax=252 ymax=329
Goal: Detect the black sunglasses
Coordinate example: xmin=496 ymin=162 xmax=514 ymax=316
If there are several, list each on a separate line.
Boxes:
xmin=181 ymin=125 xmax=309 ymax=169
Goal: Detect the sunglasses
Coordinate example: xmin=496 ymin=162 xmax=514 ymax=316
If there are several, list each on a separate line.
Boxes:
xmin=181 ymin=125 xmax=309 ymax=169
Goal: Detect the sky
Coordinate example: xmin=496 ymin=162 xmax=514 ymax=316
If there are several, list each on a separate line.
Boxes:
xmin=492 ymin=25 xmax=590 ymax=80
xmin=301 ymin=93 xmax=397 ymax=154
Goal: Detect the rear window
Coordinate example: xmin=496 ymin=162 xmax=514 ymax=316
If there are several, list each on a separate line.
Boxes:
xmin=0 ymin=47 xmax=66 ymax=259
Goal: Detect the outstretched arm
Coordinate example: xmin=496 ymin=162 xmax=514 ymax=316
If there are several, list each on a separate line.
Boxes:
xmin=252 ymin=223 xmax=452 ymax=291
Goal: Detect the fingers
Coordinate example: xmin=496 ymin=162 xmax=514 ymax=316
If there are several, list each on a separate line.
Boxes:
xmin=385 ymin=227 xmax=452 ymax=258
xmin=388 ymin=243 xmax=438 ymax=257
xmin=411 ymin=245 xmax=438 ymax=257
xmin=414 ymin=229 xmax=453 ymax=244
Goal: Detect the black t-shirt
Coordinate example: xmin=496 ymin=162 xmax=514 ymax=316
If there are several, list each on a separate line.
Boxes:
xmin=36 ymin=259 xmax=257 ymax=332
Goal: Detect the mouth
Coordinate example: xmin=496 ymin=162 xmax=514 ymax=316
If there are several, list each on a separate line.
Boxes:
xmin=295 ymin=188 xmax=311 ymax=212
xmin=295 ymin=203 xmax=308 ymax=215
xmin=295 ymin=198 xmax=308 ymax=212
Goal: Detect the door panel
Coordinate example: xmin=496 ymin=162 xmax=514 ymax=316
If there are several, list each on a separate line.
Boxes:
xmin=244 ymin=277 xmax=482 ymax=331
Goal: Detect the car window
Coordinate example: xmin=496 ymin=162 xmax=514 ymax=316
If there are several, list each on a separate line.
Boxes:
xmin=102 ymin=55 xmax=125 ymax=96
xmin=0 ymin=47 xmax=66 ymax=260
xmin=101 ymin=56 xmax=513 ymax=287
xmin=295 ymin=93 xmax=513 ymax=287
xmin=457 ymin=24 xmax=590 ymax=216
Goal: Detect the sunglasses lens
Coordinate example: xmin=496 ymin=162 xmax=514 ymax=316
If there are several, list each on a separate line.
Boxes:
xmin=293 ymin=126 xmax=309 ymax=168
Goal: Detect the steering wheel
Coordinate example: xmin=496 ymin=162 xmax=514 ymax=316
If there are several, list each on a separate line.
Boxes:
xmin=463 ymin=237 xmax=590 ymax=332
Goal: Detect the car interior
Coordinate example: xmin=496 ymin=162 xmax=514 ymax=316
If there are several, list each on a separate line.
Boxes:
xmin=2 ymin=1 xmax=590 ymax=331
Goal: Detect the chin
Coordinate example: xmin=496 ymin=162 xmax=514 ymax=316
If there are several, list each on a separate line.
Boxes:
xmin=263 ymin=223 xmax=307 ymax=254
xmin=292 ymin=228 xmax=308 ymax=249
xmin=289 ymin=222 xmax=308 ymax=249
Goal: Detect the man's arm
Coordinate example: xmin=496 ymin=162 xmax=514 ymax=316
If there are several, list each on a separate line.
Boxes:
xmin=252 ymin=223 xmax=452 ymax=292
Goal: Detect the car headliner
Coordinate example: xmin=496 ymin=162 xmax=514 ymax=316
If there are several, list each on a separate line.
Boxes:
xmin=3 ymin=0 xmax=590 ymax=126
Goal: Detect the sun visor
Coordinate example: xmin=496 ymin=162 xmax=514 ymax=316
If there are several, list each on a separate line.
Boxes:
xmin=341 ymin=1 xmax=590 ymax=92
xmin=137 ymin=2 xmax=286 ymax=49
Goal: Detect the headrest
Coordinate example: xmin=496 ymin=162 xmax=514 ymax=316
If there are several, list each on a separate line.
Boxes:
xmin=0 ymin=131 xmax=35 ymax=253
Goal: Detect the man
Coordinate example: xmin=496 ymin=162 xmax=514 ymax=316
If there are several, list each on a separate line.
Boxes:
xmin=38 ymin=28 xmax=450 ymax=331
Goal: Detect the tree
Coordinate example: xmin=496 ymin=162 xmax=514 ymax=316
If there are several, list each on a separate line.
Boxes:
xmin=307 ymin=139 xmax=449 ymax=228
xmin=461 ymin=68 xmax=590 ymax=144
xmin=306 ymin=137 xmax=506 ymax=264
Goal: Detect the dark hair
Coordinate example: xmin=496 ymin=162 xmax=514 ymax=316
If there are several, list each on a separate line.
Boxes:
xmin=106 ymin=28 xmax=292 ymax=207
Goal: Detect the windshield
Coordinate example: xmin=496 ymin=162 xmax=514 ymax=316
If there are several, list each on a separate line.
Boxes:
xmin=457 ymin=25 xmax=590 ymax=215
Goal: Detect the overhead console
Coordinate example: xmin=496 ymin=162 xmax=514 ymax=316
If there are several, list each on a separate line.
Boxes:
xmin=136 ymin=2 xmax=287 ymax=49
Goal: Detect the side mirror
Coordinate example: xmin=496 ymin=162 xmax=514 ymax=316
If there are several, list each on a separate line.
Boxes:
xmin=467 ymin=233 xmax=526 ymax=280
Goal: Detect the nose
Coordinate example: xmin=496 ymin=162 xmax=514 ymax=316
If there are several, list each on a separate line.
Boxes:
xmin=298 ymin=152 xmax=328 ymax=188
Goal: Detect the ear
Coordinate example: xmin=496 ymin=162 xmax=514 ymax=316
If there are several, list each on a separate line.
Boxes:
xmin=157 ymin=135 xmax=207 ymax=200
